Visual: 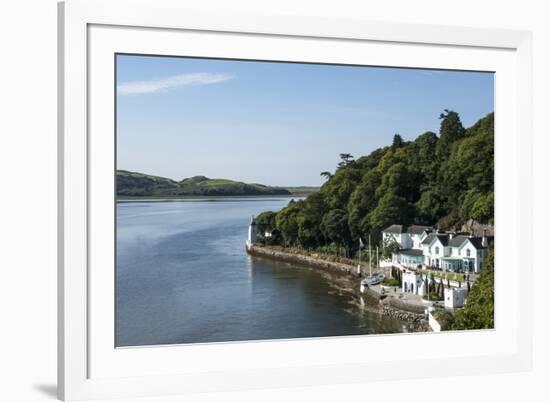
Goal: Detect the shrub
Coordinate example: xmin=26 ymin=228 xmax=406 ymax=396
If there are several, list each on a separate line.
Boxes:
xmin=381 ymin=277 xmax=400 ymax=287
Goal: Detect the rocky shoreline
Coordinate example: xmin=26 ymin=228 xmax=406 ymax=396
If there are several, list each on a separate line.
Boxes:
xmin=381 ymin=306 xmax=429 ymax=331
xmin=246 ymin=245 xmax=358 ymax=275
xmin=247 ymin=245 xmax=429 ymax=331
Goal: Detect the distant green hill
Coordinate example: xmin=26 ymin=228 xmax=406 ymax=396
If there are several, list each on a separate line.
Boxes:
xmin=116 ymin=170 xmax=306 ymax=197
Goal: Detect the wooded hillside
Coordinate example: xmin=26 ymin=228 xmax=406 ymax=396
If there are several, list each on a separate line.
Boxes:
xmin=256 ymin=110 xmax=494 ymax=257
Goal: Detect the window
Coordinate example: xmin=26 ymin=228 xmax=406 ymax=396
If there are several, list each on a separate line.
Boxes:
xmin=435 ymin=246 xmax=439 ymax=255
xmin=467 ymin=249 xmax=471 ymax=257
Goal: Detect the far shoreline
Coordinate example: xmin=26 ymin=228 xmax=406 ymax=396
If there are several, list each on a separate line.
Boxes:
xmin=117 ymin=194 xmax=308 ymax=202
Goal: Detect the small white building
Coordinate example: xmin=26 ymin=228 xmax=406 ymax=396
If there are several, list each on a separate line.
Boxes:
xmin=402 ymin=270 xmax=427 ymax=296
xmin=444 ymin=286 xmax=468 ymax=309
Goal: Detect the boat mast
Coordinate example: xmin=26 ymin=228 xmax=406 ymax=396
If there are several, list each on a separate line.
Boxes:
xmin=376 ymin=246 xmax=379 ymax=272
xmin=358 ymin=237 xmax=363 ymax=276
xmin=369 ymin=234 xmax=372 ymax=276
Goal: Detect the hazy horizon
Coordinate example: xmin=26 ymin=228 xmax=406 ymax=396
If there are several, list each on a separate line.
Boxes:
xmin=116 ymin=55 xmax=494 ymax=187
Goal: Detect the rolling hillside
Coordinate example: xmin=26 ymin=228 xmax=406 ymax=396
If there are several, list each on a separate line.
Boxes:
xmin=116 ymin=170 xmax=300 ymax=197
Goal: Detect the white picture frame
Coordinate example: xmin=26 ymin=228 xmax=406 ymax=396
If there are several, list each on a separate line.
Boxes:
xmin=58 ymin=0 xmax=533 ymax=400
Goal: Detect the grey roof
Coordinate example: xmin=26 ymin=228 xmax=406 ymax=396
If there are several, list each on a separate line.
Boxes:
xmin=468 ymin=236 xmax=493 ymax=250
xmin=446 ymin=235 xmax=494 ymax=250
xmin=398 ymin=249 xmax=424 ymax=256
xmin=382 ymin=224 xmax=405 ymax=234
xmin=407 ymin=225 xmax=432 ymax=235
xmin=448 ymin=235 xmax=469 ymax=247
xmin=468 ymin=238 xmax=484 ymax=249
xmin=421 ymin=233 xmax=449 ymax=246
xmin=421 ymin=234 xmax=435 ymax=245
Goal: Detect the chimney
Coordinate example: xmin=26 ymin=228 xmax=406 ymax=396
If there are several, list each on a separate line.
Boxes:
xmin=482 ymin=229 xmax=488 ymax=248
xmin=449 ymin=233 xmax=454 ymax=240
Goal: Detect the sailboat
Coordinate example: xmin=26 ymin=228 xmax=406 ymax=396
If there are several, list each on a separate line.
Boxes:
xmin=360 ymin=237 xmax=384 ymax=286
xmin=361 ymin=272 xmax=385 ymax=286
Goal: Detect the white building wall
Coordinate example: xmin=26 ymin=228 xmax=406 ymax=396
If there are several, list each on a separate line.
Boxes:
xmin=411 ymin=233 xmax=425 ymax=250
xmin=444 ymin=287 xmax=468 ymax=309
xmin=422 ymin=244 xmax=432 ymax=266
xmin=403 ymin=234 xmax=413 ymax=249
xmin=383 ymin=232 xmax=412 ymax=249
xmin=430 ymin=239 xmax=445 ymax=268
xmin=460 ymin=242 xmax=482 ymax=272
xmin=450 ymin=246 xmax=460 ymax=257
xmin=246 ymin=221 xmax=256 ymax=250
xmin=402 ymin=271 xmax=427 ymax=296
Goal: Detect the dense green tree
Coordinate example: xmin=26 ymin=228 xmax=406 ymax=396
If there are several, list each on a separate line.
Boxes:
xmin=321 ymin=209 xmax=352 ymax=256
xmin=449 ymin=248 xmax=494 ymax=330
xmin=415 ymin=189 xmax=445 ymax=224
xmin=440 ymin=113 xmax=494 ymax=224
xmin=255 ymin=211 xmax=277 ymax=235
xmin=470 ymin=192 xmax=494 ymax=223
xmin=320 ymin=167 xmax=362 ymax=210
xmin=275 ymin=200 xmax=302 ymax=246
xmin=296 ymin=192 xmax=327 ymax=248
xmin=320 ymin=171 xmax=332 ymax=180
xmin=347 ymin=169 xmax=382 ymax=240
xmin=391 ymin=134 xmax=404 ymax=149
xmin=436 ymin=109 xmax=465 ymax=160
xmin=367 ymin=193 xmax=415 ymax=235
xmin=412 ymin=131 xmax=439 ymax=191
xmin=337 ymin=153 xmax=354 ymax=168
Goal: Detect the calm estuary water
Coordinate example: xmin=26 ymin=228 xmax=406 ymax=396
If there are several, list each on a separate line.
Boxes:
xmin=116 ymin=198 xmax=406 ymax=347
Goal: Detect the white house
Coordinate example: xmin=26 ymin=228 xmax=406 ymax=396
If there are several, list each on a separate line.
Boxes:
xmin=421 ymin=233 xmax=450 ymax=269
xmin=390 ymin=224 xmax=492 ymax=274
xmin=442 ymin=234 xmax=491 ymax=273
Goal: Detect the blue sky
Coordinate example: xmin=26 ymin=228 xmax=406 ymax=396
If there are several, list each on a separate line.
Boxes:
xmin=116 ymin=54 xmax=494 ymax=186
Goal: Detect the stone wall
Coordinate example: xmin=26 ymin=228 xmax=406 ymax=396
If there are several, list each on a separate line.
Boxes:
xmin=247 ymin=245 xmax=357 ymax=276
xmin=381 ymin=305 xmax=429 ymax=331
